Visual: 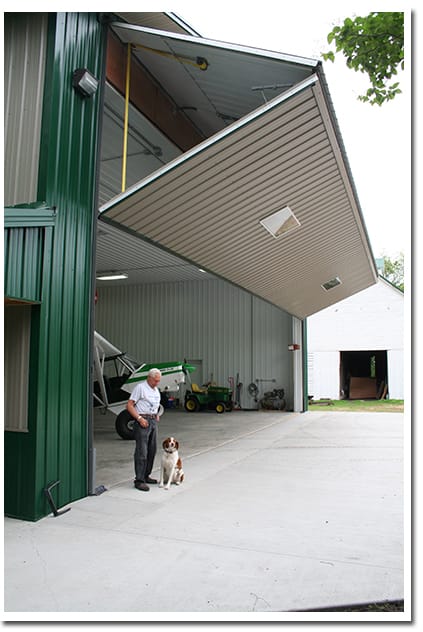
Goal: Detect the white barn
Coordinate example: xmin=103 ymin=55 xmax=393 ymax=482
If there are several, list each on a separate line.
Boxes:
xmin=307 ymin=277 xmax=404 ymax=401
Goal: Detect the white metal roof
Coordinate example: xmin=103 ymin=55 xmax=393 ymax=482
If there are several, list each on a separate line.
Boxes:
xmin=114 ymin=12 xmax=201 ymax=37
xmin=99 ymin=22 xmax=377 ymax=319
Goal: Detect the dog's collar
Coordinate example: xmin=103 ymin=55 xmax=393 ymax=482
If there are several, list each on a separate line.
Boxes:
xmin=164 ymin=448 xmax=175 ymax=453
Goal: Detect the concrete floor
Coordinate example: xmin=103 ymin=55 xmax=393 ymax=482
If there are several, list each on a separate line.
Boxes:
xmin=4 ymin=408 xmax=406 ymax=620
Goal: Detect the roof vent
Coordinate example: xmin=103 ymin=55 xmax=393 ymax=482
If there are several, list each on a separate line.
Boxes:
xmin=321 ymin=276 xmax=342 ymax=291
xmin=260 ymin=206 xmax=300 ymax=238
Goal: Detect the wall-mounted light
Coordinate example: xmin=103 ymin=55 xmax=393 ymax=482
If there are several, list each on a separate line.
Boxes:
xmin=72 ymin=68 xmax=99 ymax=97
xmin=96 ymin=272 xmax=128 ymax=281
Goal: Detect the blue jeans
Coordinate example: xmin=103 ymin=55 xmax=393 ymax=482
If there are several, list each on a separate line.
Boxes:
xmin=133 ymin=415 xmax=157 ymax=482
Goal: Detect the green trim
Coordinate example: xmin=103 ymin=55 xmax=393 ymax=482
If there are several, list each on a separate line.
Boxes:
xmin=5 ymin=296 xmax=42 ymax=305
xmin=4 ymin=206 xmax=56 ymax=228
xmin=302 ymin=319 xmax=308 ymax=411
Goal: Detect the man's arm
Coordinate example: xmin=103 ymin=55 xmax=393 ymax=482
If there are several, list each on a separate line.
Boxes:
xmin=127 ymin=399 xmax=149 ymax=428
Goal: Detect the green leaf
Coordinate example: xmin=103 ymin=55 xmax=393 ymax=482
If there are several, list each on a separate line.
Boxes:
xmin=324 ymin=12 xmax=404 ymax=106
xmin=322 ymin=51 xmax=335 ymax=63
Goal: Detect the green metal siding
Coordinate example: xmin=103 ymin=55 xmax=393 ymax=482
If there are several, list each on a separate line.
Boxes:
xmin=4 ymin=226 xmax=44 ymax=301
xmin=4 ymin=13 xmax=107 ymax=520
xmin=35 ymin=12 xmax=106 ymax=519
xmin=4 ymin=227 xmax=52 ymax=520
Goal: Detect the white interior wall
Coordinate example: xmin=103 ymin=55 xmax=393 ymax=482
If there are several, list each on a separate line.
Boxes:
xmin=94 ymin=278 xmax=294 ymax=410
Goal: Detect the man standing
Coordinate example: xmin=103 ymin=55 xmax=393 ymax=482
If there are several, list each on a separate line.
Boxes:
xmin=127 ymin=368 xmax=162 ymax=491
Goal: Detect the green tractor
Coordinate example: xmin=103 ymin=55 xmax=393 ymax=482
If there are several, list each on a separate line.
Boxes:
xmin=184 ymin=381 xmax=233 ymax=414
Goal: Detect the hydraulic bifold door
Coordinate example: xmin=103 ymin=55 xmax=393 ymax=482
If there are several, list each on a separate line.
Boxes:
xmin=101 ymin=23 xmax=377 ymax=319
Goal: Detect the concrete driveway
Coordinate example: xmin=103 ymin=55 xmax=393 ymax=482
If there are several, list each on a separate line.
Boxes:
xmin=4 ymin=409 xmax=406 ymax=620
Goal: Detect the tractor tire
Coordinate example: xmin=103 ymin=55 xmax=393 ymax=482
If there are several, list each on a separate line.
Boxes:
xmin=185 ymin=397 xmax=200 ymax=413
xmin=115 ymin=410 xmax=135 ymax=440
xmin=215 ymin=401 xmax=226 ymax=414
xmin=225 ymin=401 xmax=234 ymax=412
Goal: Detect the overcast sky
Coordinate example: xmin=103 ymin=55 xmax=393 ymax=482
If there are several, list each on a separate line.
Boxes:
xmin=171 ymin=1 xmax=412 ymax=261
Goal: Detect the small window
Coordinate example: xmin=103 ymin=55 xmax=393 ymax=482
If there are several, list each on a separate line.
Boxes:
xmin=259 ymin=206 xmax=301 ymax=238
xmin=4 ymin=304 xmax=32 ymax=432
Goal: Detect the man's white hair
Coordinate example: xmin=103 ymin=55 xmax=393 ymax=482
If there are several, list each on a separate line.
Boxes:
xmin=148 ymin=368 xmax=162 ymax=378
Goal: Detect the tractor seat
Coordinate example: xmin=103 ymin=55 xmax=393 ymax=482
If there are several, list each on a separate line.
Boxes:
xmin=191 ymin=383 xmax=207 ymax=393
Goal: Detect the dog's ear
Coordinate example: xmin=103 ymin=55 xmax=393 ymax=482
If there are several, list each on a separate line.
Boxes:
xmin=175 ymin=440 xmax=179 ymax=450
xmin=162 ymin=439 xmax=168 ymax=449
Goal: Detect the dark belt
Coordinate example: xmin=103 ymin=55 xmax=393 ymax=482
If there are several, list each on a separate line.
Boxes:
xmin=142 ymin=414 xmax=157 ymax=419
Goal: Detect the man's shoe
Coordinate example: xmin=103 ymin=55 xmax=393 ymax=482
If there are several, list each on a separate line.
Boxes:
xmin=134 ymin=481 xmax=149 ymax=491
xmin=145 ymin=477 xmax=157 ymax=484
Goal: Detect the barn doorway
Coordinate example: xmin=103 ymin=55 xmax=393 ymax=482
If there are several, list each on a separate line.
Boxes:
xmin=340 ymin=350 xmax=388 ymax=400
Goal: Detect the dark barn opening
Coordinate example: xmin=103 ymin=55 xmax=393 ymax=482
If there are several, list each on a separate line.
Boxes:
xmin=340 ymin=350 xmax=388 ymax=400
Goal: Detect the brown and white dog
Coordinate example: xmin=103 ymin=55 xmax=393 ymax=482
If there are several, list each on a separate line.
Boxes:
xmin=159 ymin=437 xmax=184 ymax=489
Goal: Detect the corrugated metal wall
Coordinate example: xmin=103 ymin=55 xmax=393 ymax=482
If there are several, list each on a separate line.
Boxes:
xmin=94 ymin=279 xmax=294 ymax=409
xmin=4 ymin=305 xmax=32 ymax=432
xmin=4 ymin=13 xmax=48 ymax=206
xmin=33 ymin=12 xmax=107 ymax=518
xmin=4 ymin=13 xmax=107 ymax=520
xmin=4 ymin=226 xmax=45 ymax=301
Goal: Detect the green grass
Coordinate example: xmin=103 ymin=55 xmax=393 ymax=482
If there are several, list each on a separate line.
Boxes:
xmin=308 ymin=399 xmax=404 ymax=413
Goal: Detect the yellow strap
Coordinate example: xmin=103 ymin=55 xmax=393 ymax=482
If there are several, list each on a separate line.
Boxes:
xmin=121 ymin=43 xmax=131 ymax=192
xmin=133 ymin=42 xmax=208 ymax=70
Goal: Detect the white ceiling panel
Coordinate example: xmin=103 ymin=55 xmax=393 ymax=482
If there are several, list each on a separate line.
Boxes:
xmin=110 ymin=21 xmax=315 ymax=138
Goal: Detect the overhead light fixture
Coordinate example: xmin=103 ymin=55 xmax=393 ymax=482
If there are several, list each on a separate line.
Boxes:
xmin=321 ymin=276 xmax=342 ymax=291
xmin=260 ymin=206 xmax=301 ymax=238
xmin=96 ymin=272 xmax=128 ymax=281
xmin=72 ymin=68 xmax=99 ymax=97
